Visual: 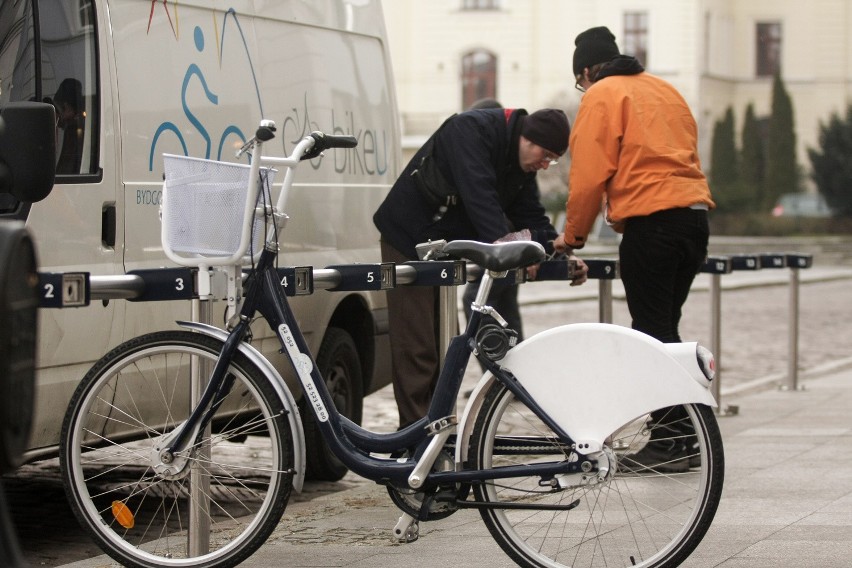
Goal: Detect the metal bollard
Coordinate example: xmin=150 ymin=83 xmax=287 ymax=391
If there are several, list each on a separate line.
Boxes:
xmin=701 ymin=256 xmax=736 ymax=415
xmin=396 ymin=260 xmax=466 ymax=364
xmin=783 ymin=254 xmax=813 ymax=391
xmin=584 ymin=259 xmax=619 ymax=324
xmin=188 ymin=280 xmax=213 ymax=556
xmin=438 ymin=286 xmax=457 ymax=367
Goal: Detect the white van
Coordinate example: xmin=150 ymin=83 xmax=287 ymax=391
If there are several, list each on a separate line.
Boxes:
xmin=0 ymin=0 xmax=400 ymax=480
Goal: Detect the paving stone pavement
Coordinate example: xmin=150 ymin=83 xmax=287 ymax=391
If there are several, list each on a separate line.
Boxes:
xmin=4 ymin=264 xmax=852 ymax=567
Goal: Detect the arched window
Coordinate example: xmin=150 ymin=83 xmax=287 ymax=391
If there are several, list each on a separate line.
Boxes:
xmin=461 ymin=50 xmax=497 ymax=110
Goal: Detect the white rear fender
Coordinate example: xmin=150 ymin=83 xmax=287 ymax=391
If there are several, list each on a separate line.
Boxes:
xmin=456 ymin=323 xmax=716 ymax=465
xmin=178 ymin=321 xmax=306 ymax=492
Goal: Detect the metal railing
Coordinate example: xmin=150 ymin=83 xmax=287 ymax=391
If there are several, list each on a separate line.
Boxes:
xmin=39 ymin=251 xmax=813 ymax=417
xmin=699 ymin=253 xmax=813 ymax=414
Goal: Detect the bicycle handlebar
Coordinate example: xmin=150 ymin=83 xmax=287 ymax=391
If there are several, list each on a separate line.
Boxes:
xmin=239 ymin=123 xmax=358 ymax=162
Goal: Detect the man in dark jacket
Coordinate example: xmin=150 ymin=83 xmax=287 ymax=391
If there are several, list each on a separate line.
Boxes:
xmin=374 ymin=107 xmax=586 ymax=427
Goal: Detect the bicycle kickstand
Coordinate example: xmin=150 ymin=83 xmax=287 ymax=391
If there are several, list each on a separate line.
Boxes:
xmin=393 ymin=512 xmax=420 ymax=543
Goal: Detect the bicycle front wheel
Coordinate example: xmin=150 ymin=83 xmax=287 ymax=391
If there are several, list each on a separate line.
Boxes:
xmin=60 ymin=331 xmax=294 ymax=568
xmin=469 ymin=383 xmax=724 ymax=568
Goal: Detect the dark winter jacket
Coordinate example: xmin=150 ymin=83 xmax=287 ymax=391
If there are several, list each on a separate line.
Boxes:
xmin=373 ymin=108 xmax=557 ymax=259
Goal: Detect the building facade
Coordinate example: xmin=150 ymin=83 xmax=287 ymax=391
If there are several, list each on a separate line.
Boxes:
xmin=383 ymin=0 xmax=852 ymax=188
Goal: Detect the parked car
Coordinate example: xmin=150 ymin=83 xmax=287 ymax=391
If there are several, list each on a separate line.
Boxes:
xmin=772 ymin=193 xmax=832 ymax=218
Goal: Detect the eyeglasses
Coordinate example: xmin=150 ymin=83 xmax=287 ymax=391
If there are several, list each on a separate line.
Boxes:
xmin=574 ymin=80 xmax=586 ymax=93
xmin=542 ymin=151 xmax=559 ymax=166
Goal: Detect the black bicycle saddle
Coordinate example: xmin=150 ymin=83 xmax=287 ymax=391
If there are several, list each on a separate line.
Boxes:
xmin=442 ymin=240 xmax=545 ymax=272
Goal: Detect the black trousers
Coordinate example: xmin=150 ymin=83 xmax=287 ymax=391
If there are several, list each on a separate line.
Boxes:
xmin=380 ymin=240 xmax=441 ymax=428
xmin=619 ymin=207 xmax=709 ymax=344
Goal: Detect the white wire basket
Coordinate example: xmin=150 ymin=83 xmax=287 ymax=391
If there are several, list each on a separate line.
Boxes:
xmin=161 ymin=154 xmax=276 ymax=267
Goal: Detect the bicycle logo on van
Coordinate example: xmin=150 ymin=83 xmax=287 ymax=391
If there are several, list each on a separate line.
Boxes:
xmin=148 ymin=9 xmax=259 ymax=171
xmin=145 ymin=6 xmax=390 ymax=178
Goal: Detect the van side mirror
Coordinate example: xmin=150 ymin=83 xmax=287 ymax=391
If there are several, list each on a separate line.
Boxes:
xmin=0 ymin=102 xmax=57 ymax=203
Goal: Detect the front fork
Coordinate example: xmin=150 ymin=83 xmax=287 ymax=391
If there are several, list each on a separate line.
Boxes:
xmin=154 ymin=318 xmax=251 ymax=472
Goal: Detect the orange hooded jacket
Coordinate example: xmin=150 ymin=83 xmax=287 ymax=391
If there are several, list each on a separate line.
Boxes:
xmin=563 ymin=72 xmax=714 ymax=249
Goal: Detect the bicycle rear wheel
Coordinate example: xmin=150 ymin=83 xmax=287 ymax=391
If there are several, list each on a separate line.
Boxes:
xmin=60 ymin=330 xmax=294 ymax=568
xmin=469 ymin=383 xmax=723 ymax=568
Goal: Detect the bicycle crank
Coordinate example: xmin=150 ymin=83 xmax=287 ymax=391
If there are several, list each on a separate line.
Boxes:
xmin=387 ymin=450 xmax=464 ymax=521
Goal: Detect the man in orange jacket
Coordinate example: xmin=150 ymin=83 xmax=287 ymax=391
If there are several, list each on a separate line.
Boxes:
xmin=555 ymin=26 xmax=715 ymax=472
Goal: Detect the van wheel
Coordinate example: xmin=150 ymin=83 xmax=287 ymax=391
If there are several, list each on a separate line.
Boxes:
xmin=303 ymin=327 xmax=363 ymax=481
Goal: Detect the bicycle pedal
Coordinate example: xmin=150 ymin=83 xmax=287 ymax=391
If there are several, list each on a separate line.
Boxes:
xmin=392 ymin=512 xmax=420 ymax=543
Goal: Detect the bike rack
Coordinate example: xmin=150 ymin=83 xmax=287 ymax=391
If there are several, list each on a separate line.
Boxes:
xmin=38 ymin=251 xmax=815 ymax=417
xmin=34 ymin=249 xmax=815 ymax=550
xmin=698 ymin=252 xmax=813 ymax=414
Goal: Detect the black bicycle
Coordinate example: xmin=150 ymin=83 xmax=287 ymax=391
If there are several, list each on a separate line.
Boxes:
xmin=59 ymin=120 xmax=724 ymax=568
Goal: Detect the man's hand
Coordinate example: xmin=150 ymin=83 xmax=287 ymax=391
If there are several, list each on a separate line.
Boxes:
xmin=551 ymin=234 xmax=588 ymax=285
xmin=553 ymin=233 xmax=572 ymax=255
xmin=568 ymin=255 xmax=589 ymax=286
xmin=526 ymin=263 xmax=540 ymax=281
xmin=524 ymin=250 xmax=588 ymax=286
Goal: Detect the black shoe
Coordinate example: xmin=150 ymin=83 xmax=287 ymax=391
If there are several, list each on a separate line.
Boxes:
xmin=687 ymin=440 xmax=701 ymax=468
xmin=624 ymin=441 xmax=689 ymax=473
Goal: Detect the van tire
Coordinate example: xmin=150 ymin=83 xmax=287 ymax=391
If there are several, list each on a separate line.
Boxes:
xmin=0 ymin=222 xmax=38 ymax=474
xmin=303 ymin=327 xmax=364 ymax=481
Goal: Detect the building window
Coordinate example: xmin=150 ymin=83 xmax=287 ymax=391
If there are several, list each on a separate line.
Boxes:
xmin=623 ymin=11 xmax=648 ymax=67
xmin=461 ymin=50 xmax=497 ymax=110
xmin=756 ymin=22 xmax=781 ymax=77
xmin=461 ymin=0 xmax=500 ymax=9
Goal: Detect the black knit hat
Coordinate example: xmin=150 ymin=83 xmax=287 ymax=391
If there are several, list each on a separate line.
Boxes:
xmin=573 ymin=26 xmax=620 ymax=77
xmin=521 ymin=109 xmax=570 ymax=156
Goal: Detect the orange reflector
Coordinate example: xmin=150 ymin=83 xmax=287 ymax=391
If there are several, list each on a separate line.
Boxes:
xmin=112 ymin=500 xmax=135 ymax=529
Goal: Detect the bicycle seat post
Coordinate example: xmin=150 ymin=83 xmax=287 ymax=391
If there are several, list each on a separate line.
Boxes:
xmin=470 ymin=269 xmax=508 ymax=327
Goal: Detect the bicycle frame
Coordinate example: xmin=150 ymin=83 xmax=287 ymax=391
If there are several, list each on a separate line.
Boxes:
xmin=160 ymin=128 xmax=589 ymax=491
xmin=167 ymin=244 xmax=588 ymax=490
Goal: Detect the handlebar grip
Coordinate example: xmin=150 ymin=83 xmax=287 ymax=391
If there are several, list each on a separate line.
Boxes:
xmin=301 ymin=131 xmax=358 ymax=160
xmin=322 ymin=134 xmax=358 ymax=148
